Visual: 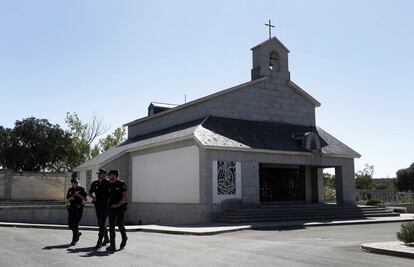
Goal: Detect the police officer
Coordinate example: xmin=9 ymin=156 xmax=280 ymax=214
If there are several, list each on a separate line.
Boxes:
xmin=66 ymin=175 xmax=87 ymax=246
xmin=106 ymin=169 xmax=128 ymax=252
xmin=88 ymin=168 xmax=110 ymax=248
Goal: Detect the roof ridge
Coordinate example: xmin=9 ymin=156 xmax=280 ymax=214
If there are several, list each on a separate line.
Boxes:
xmin=123 ymin=77 xmax=268 ymax=127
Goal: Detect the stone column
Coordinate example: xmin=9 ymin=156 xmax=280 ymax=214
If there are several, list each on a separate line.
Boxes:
xmin=305 ymin=166 xmax=312 ymax=203
xmin=241 ymin=161 xmax=260 ymax=206
xmin=335 ymin=165 xmax=356 ymax=206
xmin=305 ymin=167 xmax=324 ymax=203
xmin=317 ymin=168 xmax=324 ymax=203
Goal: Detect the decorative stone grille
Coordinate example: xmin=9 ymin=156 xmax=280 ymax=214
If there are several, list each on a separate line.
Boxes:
xmin=217 ymin=161 xmax=236 ymax=195
xmin=86 ymin=170 xmax=92 ymax=189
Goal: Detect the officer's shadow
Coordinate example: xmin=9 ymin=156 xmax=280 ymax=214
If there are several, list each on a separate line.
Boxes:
xmin=67 ymin=246 xmax=112 ymax=257
xmin=43 ymin=245 xmax=113 ymax=257
xmin=43 ymin=244 xmax=72 ymax=250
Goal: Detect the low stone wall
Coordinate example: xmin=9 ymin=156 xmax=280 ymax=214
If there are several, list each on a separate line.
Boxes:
xmin=0 ymin=202 xmax=217 ymax=226
xmin=0 ymin=171 xmax=71 ymax=201
xmin=0 ymin=173 xmax=5 ymax=199
xmin=356 ymin=189 xmax=413 ymax=204
xmin=0 ymin=204 xmax=97 ymax=225
xmin=385 ymin=204 xmax=414 ymax=213
xmin=125 ymin=203 xmax=217 ymax=225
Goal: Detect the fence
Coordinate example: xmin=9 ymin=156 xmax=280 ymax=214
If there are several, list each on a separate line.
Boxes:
xmin=0 ymin=170 xmax=71 ymax=201
xmin=356 ymin=189 xmax=413 ymax=204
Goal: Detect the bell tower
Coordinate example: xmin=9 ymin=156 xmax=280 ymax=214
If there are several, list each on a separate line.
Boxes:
xmin=251 ymin=37 xmax=290 ymax=81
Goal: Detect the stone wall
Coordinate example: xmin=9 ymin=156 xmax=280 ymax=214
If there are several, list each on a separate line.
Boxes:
xmin=128 ymin=76 xmax=316 ymax=139
xmin=0 ymin=171 xmax=71 ymax=201
xmin=125 ymin=203 xmax=214 ymax=225
xmin=0 ymin=173 xmax=5 ymax=199
xmin=356 ymin=189 xmax=413 ymax=204
xmin=0 ymin=204 xmax=96 ymax=225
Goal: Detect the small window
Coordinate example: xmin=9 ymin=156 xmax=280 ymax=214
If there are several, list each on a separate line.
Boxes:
xmin=269 ymin=51 xmax=280 ymax=71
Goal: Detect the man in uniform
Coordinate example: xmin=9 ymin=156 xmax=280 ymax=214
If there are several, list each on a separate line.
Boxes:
xmin=66 ymin=175 xmax=88 ymax=246
xmin=88 ymin=168 xmax=110 ymax=248
xmin=106 ymin=169 xmax=128 ymax=252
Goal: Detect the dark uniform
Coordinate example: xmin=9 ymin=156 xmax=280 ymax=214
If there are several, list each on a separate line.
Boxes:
xmin=66 ymin=186 xmax=87 ymax=244
xmin=89 ymin=178 xmax=110 ymax=245
xmin=108 ymin=179 xmax=128 ymax=249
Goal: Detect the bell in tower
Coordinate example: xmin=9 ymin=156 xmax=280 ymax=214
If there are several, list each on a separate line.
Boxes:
xmin=251 ymin=36 xmax=290 ymax=81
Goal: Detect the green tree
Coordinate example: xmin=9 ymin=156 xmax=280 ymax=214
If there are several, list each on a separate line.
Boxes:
xmin=98 ymin=127 xmax=126 ymax=152
xmin=0 ymin=126 xmax=12 ymax=169
xmin=64 ymin=112 xmax=108 ymax=169
xmin=355 ymin=164 xmax=376 ymax=190
xmin=375 ymin=178 xmax=397 ymax=191
xmin=0 ymin=117 xmax=74 ymax=172
xmin=64 ymin=112 xmax=126 ymax=167
xmin=323 ymin=172 xmax=336 ymax=189
xmin=395 ymin=163 xmax=414 ymax=192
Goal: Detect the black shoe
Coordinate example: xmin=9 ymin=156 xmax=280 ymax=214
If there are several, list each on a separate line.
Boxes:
xmin=74 ymin=232 xmax=82 ymax=243
xmin=120 ymin=237 xmax=128 ymax=249
xmin=106 ymin=245 xmax=116 ymax=252
xmin=95 ymin=242 xmax=102 ymax=249
xmin=70 ymin=241 xmax=76 ymax=246
xmin=102 ymin=237 xmax=110 ymax=246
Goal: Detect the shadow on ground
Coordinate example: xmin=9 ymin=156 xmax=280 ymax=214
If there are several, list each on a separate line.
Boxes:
xmin=42 ymin=245 xmax=114 ymax=257
xmin=67 ymin=246 xmax=113 ymax=257
xmin=42 ymin=244 xmax=72 ymax=250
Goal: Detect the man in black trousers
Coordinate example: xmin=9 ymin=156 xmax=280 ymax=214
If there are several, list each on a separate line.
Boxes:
xmin=66 ymin=176 xmax=87 ymax=246
xmin=106 ymin=169 xmax=128 ymax=252
xmin=88 ymin=168 xmax=110 ymax=248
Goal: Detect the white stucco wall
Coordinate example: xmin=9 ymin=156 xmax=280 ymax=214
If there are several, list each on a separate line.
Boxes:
xmin=79 ymin=171 xmax=86 ymax=188
xmin=132 ymin=146 xmax=200 ymax=203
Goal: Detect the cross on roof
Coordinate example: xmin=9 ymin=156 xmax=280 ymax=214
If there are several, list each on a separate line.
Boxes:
xmin=265 ymin=19 xmax=275 ymax=39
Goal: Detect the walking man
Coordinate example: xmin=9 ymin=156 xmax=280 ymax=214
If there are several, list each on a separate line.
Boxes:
xmin=66 ymin=175 xmax=87 ymax=246
xmin=106 ymin=169 xmax=128 ymax=252
xmin=88 ymin=168 xmax=110 ymax=248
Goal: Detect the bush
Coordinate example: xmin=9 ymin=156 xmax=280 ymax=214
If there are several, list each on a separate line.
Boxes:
xmin=396 ymin=222 xmax=414 ymax=245
xmin=366 ymin=199 xmax=381 ymax=206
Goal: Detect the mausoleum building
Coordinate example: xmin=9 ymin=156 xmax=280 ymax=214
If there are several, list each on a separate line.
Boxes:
xmin=75 ymin=37 xmax=360 ymax=224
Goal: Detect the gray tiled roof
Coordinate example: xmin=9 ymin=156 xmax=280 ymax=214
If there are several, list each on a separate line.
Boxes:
xmin=195 ymin=117 xmax=360 ymax=157
xmin=74 ymin=119 xmax=203 ymax=170
xmin=75 ymin=116 xmax=360 ymax=170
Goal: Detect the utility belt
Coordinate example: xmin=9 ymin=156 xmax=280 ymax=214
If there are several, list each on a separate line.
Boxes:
xmin=110 ymin=202 xmax=128 ymax=211
xmin=93 ymin=201 xmax=109 ymax=208
xmin=67 ymin=203 xmax=84 ymax=213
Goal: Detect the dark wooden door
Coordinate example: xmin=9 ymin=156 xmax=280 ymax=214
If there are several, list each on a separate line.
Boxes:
xmin=259 ymin=166 xmax=306 ymax=202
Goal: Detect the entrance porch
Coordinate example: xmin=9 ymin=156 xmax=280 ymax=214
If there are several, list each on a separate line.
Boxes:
xmin=259 ymin=164 xmax=323 ymax=204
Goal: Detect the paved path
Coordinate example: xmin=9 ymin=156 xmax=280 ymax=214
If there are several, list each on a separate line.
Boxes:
xmin=0 ymin=222 xmax=413 ymax=266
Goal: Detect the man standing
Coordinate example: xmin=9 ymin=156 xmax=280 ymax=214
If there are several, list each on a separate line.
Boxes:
xmin=88 ymin=168 xmax=110 ymax=248
xmin=66 ymin=175 xmax=87 ymax=246
xmin=106 ymin=169 xmax=128 ymax=252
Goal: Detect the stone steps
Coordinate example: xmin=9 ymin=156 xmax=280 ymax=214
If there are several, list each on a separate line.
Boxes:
xmin=223 ymin=208 xmax=391 ymax=216
xmin=226 ymin=208 xmax=391 ymax=214
xmin=217 ymin=204 xmax=399 ymax=223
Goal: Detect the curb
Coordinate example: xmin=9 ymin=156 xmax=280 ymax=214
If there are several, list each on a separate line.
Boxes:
xmin=0 ymin=222 xmax=98 ymax=231
xmin=361 ymin=243 xmax=414 ymax=259
xmin=0 ymin=222 xmax=250 ymax=236
xmin=0 ymin=217 xmax=413 ymax=236
xmin=132 ymin=227 xmax=252 ymax=236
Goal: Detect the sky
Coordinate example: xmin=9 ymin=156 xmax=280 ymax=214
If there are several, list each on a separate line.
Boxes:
xmin=0 ymin=0 xmax=413 ymax=178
